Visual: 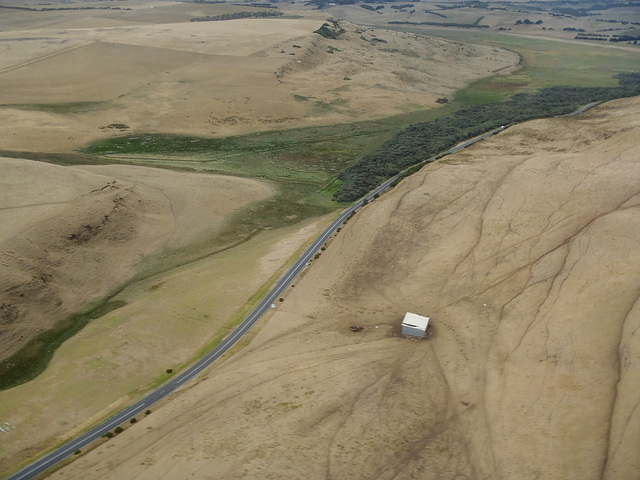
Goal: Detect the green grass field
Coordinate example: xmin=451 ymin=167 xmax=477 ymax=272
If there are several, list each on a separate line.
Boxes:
xmin=83 ymin=104 xmax=462 ymax=206
xmin=455 ymin=35 xmax=640 ymax=104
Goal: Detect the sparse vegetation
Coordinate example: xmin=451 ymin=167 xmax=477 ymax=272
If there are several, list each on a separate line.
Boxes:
xmin=100 ymin=123 xmax=129 ymax=130
xmin=5 ymin=1 xmax=640 ymax=407
xmin=5 ymin=2 xmax=640 ymax=475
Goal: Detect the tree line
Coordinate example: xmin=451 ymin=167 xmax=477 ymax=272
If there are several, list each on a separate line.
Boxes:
xmin=334 ymin=73 xmax=640 ymax=202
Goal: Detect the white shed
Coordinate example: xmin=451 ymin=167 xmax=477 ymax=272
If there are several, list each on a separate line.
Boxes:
xmin=402 ymin=312 xmax=430 ymax=338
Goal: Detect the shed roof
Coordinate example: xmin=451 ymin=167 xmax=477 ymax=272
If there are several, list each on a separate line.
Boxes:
xmin=402 ymin=312 xmax=430 ymax=330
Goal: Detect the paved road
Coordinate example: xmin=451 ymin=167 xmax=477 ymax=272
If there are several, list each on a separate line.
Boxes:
xmin=560 ymin=101 xmax=601 ymax=117
xmin=5 ymin=125 xmax=507 ymax=480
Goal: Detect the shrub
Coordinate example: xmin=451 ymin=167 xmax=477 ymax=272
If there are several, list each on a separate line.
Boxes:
xmin=191 ymin=11 xmax=283 ymax=22
xmin=114 ymin=426 xmax=124 ymax=434
xmin=145 ymin=410 xmax=151 ymax=415
xmin=130 ymin=418 xmax=137 ymax=424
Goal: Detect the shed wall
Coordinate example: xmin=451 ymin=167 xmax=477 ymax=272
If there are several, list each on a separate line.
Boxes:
xmin=402 ymin=325 xmax=426 ymax=337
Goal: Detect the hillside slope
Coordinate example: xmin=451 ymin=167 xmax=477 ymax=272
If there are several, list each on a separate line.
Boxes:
xmin=51 ymin=96 xmax=640 ymax=480
xmin=0 ymin=8 xmax=518 ymax=152
xmin=0 ymin=160 xmax=273 ymax=361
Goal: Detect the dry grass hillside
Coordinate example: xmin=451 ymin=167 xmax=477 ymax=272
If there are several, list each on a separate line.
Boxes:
xmin=0 ymin=2 xmax=518 ymax=152
xmin=0 ymin=159 xmax=273 ymax=361
xmin=53 ymin=96 xmax=640 ymax=480
xmin=274 ymin=26 xmax=517 ymax=121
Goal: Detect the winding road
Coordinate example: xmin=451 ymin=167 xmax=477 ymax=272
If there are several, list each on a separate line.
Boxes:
xmin=6 ymin=124 xmax=508 ymax=480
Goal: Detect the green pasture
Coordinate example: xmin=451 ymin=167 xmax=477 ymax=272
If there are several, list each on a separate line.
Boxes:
xmin=83 ymin=104 xmax=460 ymax=197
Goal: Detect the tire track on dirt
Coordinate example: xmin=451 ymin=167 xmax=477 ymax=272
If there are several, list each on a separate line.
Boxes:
xmin=0 ymin=42 xmax=92 ymax=76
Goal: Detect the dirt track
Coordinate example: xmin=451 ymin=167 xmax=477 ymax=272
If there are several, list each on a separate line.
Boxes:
xmin=49 ymin=97 xmax=640 ymax=479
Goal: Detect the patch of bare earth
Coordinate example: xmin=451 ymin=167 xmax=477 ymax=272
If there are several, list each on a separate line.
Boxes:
xmin=53 ymin=96 xmax=640 ymax=479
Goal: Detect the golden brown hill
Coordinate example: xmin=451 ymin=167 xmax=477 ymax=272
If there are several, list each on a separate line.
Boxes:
xmin=0 ymin=8 xmax=518 ymax=153
xmin=0 ymin=160 xmax=273 ymax=361
xmin=51 ymin=97 xmax=640 ymax=479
